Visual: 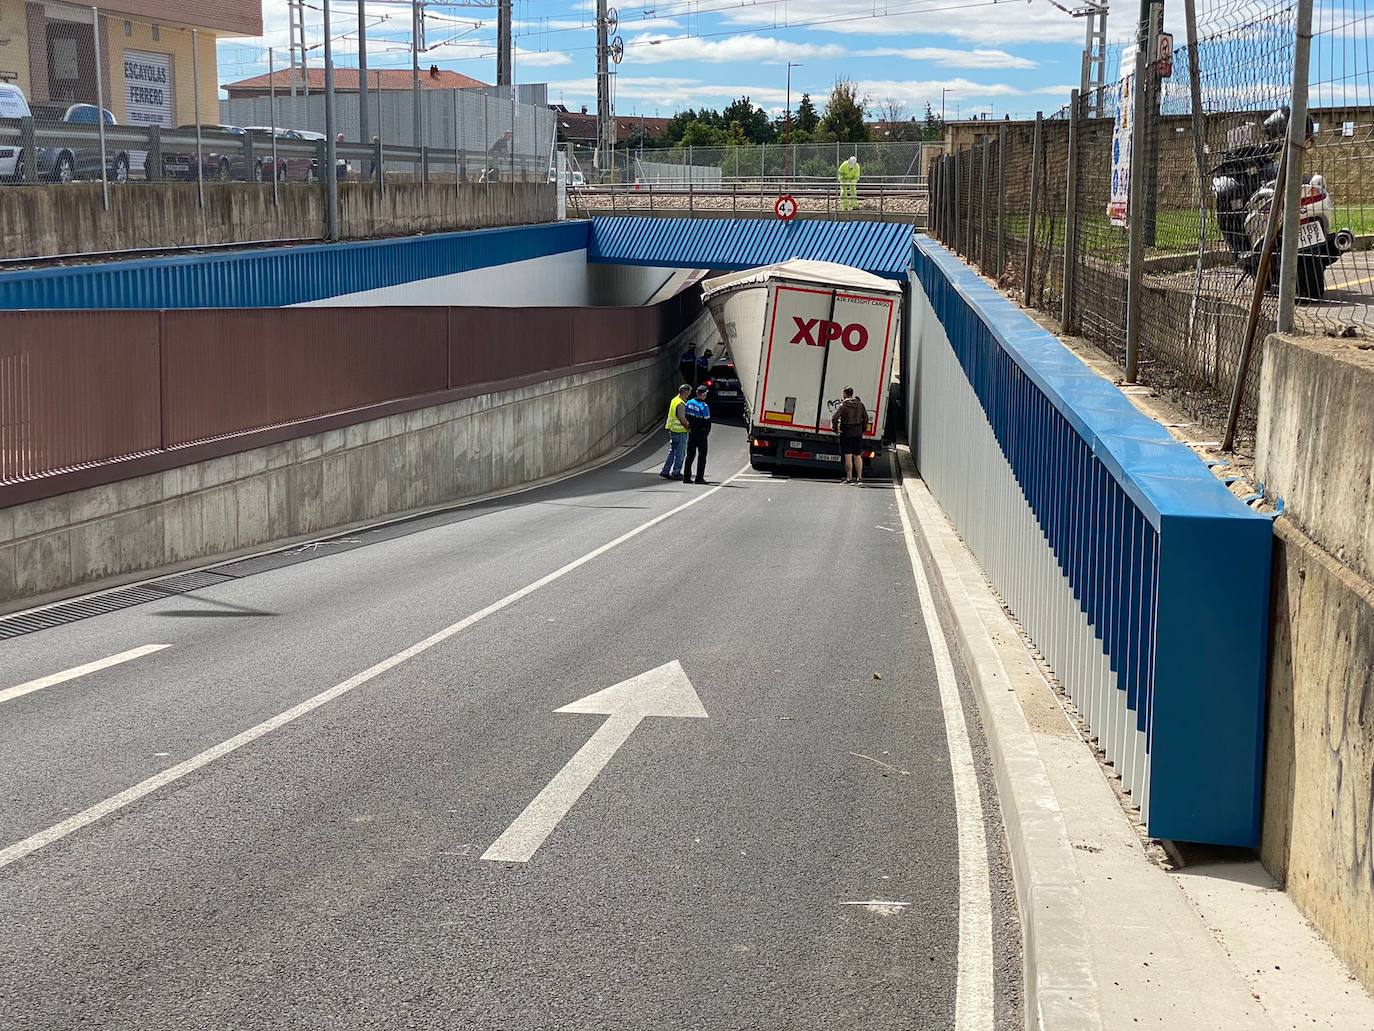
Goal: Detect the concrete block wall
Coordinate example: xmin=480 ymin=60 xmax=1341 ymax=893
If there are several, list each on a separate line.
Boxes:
xmin=0 ymin=351 xmax=671 ymax=612
xmin=0 ymin=181 xmax=555 ymax=260
xmin=1255 ymin=331 xmax=1374 ymax=994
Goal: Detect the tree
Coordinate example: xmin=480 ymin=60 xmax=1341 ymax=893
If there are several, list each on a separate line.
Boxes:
xmin=922 ymin=102 xmax=944 ymax=141
xmin=679 ymin=119 xmax=727 ymax=148
xmin=795 ymin=93 xmax=819 ymax=135
xmin=881 ymin=98 xmax=907 ymax=124
xmin=821 ymin=79 xmax=870 ymax=143
xmin=721 ymin=96 xmax=775 ymax=144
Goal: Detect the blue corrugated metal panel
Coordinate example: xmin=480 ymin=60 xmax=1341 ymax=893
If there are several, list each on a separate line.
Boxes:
xmin=0 ymin=221 xmax=592 ymax=310
xmin=912 ymin=235 xmax=1272 ymax=847
xmin=588 ymin=216 xmax=915 ymax=278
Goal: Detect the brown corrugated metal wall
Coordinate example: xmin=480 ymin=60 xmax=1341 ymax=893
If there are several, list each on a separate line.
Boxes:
xmin=0 ymin=295 xmax=699 ymax=502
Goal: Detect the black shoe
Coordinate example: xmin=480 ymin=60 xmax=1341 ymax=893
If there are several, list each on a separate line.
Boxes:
xmin=659 ymin=472 xmax=672 ymax=479
xmin=694 ymin=478 xmax=708 ymax=484
xmin=671 ymin=472 xmax=684 ymax=480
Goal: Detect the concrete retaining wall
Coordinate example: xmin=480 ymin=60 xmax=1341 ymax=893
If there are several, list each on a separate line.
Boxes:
xmin=1262 ymin=519 xmax=1374 ymax=993
xmin=0 ymin=350 xmax=671 ymax=612
xmin=1255 ymin=331 xmax=1374 ymax=994
xmin=1258 ymin=333 xmax=1374 ymax=582
xmin=0 ymin=181 xmax=555 ymax=260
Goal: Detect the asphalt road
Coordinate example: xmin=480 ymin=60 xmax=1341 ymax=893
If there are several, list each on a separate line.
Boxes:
xmin=0 ymin=425 xmax=1020 ymax=1030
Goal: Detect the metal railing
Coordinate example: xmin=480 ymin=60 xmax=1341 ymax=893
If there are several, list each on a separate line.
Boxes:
xmin=569 ymin=176 xmax=928 ymax=222
xmin=910 ymin=236 xmax=1273 ymax=847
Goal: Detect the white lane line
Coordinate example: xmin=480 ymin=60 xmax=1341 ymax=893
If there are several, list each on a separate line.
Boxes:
xmin=0 ymin=467 xmax=749 ymax=873
xmin=0 ymin=645 xmax=172 ymax=706
xmin=895 ymin=484 xmax=995 ymax=1031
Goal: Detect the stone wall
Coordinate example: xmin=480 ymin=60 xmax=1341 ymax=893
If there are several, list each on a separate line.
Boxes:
xmin=0 ymin=350 xmax=671 ymax=612
xmin=0 ymin=181 xmax=556 ymax=261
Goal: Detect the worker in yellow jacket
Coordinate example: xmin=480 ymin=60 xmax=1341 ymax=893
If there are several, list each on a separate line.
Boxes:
xmin=838 ymin=155 xmax=861 ymax=211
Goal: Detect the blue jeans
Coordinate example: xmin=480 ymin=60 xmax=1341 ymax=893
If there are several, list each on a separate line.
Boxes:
xmin=661 ymin=432 xmax=687 ymax=475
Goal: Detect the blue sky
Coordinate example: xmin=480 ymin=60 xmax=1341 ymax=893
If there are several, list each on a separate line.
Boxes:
xmin=217 ymin=0 xmax=1128 ymax=121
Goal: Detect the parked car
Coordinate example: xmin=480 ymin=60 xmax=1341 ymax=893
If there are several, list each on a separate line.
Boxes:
xmin=294 ymin=130 xmax=350 ymax=182
xmin=0 ymin=83 xmax=32 ymax=181
xmin=149 ymin=124 xmax=269 ymax=182
xmin=244 ymin=127 xmax=348 ymax=182
xmin=32 ymin=103 xmax=130 ymax=183
xmin=702 ymin=360 xmax=745 ymax=411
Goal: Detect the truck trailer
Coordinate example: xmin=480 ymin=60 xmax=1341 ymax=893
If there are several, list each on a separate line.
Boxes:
xmin=702 ymin=260 xmax=901 ymax=474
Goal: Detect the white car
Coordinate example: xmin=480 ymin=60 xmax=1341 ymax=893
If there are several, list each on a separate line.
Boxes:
xmin=0 ymin=83 xmax=33 ymax=181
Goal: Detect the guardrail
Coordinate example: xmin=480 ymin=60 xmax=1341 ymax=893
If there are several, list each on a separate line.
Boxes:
xmin=570 ymin=178 xmax=928 ymax=222
xmin=908 ymin=235 xmax=1273 ymax=846
xmin=0 ymin=119 xmax=545 ymax=187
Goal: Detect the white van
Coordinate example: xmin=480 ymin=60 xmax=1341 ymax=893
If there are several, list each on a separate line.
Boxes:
xmin=0 ymin=83 xmax=33 ymax=181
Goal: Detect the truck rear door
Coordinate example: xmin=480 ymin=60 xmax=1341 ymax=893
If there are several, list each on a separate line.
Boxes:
xmin=756 ymin=282 xmax=835 ymax=433
xmin=818 ymin=289 xmax=898 ymax=439
xmin=756 ymin=282 xmax=897 ymax=438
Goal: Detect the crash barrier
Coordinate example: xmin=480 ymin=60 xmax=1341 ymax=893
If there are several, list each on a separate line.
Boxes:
xmin=909 ymin=237 xmax=1272 ymax=846
xmin=0 ymin=292 xmax=699 ymax=508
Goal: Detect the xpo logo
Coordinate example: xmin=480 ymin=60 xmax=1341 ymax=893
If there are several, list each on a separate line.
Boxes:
xmin=790 ymin=317 xmax=869 ymax=352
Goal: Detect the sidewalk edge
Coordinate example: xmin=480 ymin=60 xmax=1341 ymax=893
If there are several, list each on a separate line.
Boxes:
xmin=896 ymin=447 xmax=1103 ymax=1031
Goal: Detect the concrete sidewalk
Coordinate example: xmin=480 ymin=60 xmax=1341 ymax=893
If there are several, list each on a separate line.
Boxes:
xmin=898 ymin=452 xmax=1374 ymax=1031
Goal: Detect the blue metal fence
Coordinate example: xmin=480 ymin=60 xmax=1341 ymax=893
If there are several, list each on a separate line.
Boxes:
xmin=909 ymin=236 xmax=1272 ymax=847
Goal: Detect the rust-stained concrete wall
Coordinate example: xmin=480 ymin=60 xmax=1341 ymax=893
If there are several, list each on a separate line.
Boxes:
xmin=1256 ymin=331 xmax=1374 ymax=994
xmin=0 ymin=181 xmax=556 ymax=260
xmin=1262 ymin=518 xmax=1374 ymax=993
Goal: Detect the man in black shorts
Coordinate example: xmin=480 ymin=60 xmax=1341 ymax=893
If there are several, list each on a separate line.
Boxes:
xmin=831 ymin=386 xmax=869 ymax=485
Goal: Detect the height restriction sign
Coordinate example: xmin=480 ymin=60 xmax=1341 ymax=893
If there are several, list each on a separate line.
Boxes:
xmin=775 ymin=194 xmax=798 ymax=221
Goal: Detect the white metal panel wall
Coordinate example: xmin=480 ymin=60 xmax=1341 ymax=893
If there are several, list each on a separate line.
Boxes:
xmin=909 ymin=281 xmax=1153 ymax=817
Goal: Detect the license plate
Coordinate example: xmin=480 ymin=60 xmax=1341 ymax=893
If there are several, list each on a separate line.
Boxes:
xmin=167 ymin=162 xmax=188 ymax=171
xmin=784 ymin=449 xmax=813 ymax=460
xmin=814 ymin=453 xmax=841 ymax=463
xmin=1298 ymin=219 xmax=1326 ymax=250
xmin=716 ymin=390 xmax=740 ymax=398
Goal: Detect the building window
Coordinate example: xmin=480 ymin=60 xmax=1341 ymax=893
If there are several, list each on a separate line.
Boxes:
xmin=152 ymin=25 xmax=160 ymax=41
xmin=123 ymin=20 xmax=132 ymax=36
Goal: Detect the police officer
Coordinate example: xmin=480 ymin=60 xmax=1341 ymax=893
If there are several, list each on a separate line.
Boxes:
xmin=683 ymin=384 xmax=712 ymax=484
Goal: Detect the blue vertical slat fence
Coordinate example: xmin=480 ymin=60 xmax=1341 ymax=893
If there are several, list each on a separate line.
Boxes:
xmin=910 ymin=237 xmax=1272 ymax=847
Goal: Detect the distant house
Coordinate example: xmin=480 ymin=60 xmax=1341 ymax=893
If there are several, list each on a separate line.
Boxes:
xmin=551 ymin=105 xmax=670 ymax=145
xmin=223 ymin=66 xmax=488 ymax=99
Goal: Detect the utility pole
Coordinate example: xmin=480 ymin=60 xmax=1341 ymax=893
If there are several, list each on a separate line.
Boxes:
xmin=323 ymin=0 xmax=339 ymax=240
xmin=595 ymin=3 xmax=621 ymax=172
xmin=785 ymin=61 xmax=801 ymax=183
xmin=288 ymin=0 xmax=308 ymax=96
xmin=497 ymin=0 xmax=512 ymax=86
xmin=1079 ymin=1 xmax=1109 ymax=118
xmin=412 ymin=0 xmax=424 ymax=151
xmin=358 ymin=0 xmax=369 ymax=146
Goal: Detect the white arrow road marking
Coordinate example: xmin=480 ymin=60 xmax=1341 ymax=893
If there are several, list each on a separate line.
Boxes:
xmin=0 ymin=645 xmax=171 ymax=706
xmin=0 ymin=470 xmax=746 ymax=874
xmin=482 ymin=661 xmax=708 ymax=864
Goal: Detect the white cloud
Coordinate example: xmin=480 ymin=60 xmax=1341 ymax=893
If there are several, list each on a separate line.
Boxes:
xmin=548 ymin=75 xmax=790 ymax=109
xmin=513 ymin=46 xmax=573 ymax=68
xmin=860 ymin=46 xmax=1036 ymax=69
xmin=626 ymin=33 xmax=847 ymax=65
xmin=722 ymin=0 xmax=1086 ymax=45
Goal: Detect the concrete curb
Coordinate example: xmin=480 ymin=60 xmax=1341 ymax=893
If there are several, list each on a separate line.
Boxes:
xmin=895 ymin=449 xmax=1103 ymax=1031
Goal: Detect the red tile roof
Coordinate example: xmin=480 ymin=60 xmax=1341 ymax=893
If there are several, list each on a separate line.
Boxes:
xmin=224 ymin=67 xmax=488 ymax=95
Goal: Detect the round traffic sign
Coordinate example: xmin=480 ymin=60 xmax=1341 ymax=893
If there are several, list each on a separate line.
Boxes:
xmin=775 ymin=194 xmax=798 ymax=221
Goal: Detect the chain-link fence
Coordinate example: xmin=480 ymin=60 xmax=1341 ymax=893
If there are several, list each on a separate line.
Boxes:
xmin=0 ymin=0 xmax=554 ymax=247
xmin=930 ymin=0 xmax=1363 ymax=444
xmin=566 ymin=140 xmax=939 ymax=220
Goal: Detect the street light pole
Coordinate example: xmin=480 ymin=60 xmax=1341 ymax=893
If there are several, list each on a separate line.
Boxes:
xmin=785 ymin=61 xmax=801 ymax=185
xmin=941 ymin=87 xmax=951 ymax=124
